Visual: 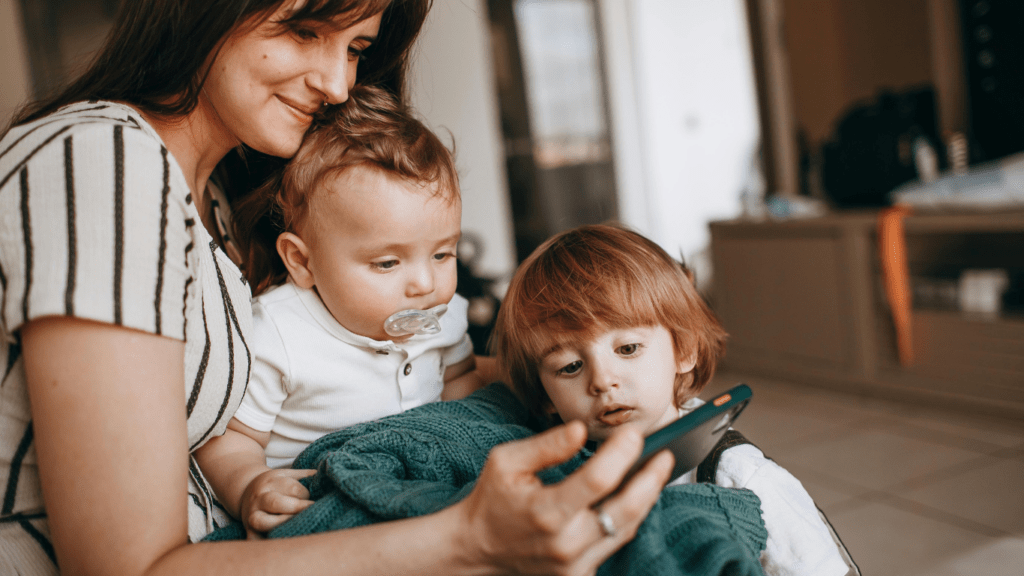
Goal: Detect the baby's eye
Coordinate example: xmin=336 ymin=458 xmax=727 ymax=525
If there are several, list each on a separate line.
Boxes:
xmin=617 ymin=343 xmax=641 ymax=356
xmin=433 ymin=252 xmax=454 ymax=262
xmin=556 ymin=360 xmax=583 ymax=376
xmin=372 ymin=260 xmax=399 ymax=271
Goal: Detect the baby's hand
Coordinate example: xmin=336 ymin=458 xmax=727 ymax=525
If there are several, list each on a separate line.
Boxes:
xmin=238 ymin=468 xmax=316 ymax=538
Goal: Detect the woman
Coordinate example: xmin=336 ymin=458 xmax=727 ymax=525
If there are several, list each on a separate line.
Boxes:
xmin=0 ymin=1 xmax=672 ymax=574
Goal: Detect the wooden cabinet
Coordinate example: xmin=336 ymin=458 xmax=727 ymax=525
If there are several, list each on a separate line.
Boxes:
xmin=710 ymin=210 xmax=1024 ymax=418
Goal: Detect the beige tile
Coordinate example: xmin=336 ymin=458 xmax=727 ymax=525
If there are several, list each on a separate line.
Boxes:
xmin=900 ymin=457 xmax=1024 ymax=536
xmin=911 ymin=537 xmax=1024 ymax=576
xmin=888 ymin=410 xmax=1024 ymax=450
xmin=727 ymin=402 xmax=854 ymax=453
xmin=794 ymin=473 xmax=862 ymax=511
xmin=779 ymin=429 xmax=987 ymax=491
xmin=853 ymin=413 xmax=1021 ymax=456
xmin=827 ymin=501 xmax=995 ymax=576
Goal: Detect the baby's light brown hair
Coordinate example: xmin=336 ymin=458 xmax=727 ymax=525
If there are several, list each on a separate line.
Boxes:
xmin=492 ymin=223 xmax=728 ymax=427
xmin=233 ymin=84 xmax=460 ymax=296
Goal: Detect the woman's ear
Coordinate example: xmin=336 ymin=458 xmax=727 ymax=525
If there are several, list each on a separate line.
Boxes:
xmin=277 ymin=232 xmax=315 ymax=289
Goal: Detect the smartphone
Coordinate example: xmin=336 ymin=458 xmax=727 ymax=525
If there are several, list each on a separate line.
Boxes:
xmin=624 ymin=384 xmax=752 ymax=484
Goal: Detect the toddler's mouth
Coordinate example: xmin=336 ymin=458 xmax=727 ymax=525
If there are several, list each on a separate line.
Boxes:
xmin=598 ymin=405 xmax=634 ymax=426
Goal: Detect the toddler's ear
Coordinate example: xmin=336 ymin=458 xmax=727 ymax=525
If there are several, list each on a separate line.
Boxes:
xmin=277 ymin=232 xmax=315 ymax=289
xmin=676 ymin=345 xmax=697 ymax=375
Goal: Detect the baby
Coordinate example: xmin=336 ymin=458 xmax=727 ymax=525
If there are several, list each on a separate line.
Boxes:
xmin=492 ymin=223 xmax=854 ymax=576
xmin=196 ymin=86 xmax=481 ymax=536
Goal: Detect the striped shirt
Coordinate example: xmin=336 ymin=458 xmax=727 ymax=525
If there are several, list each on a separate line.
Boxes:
xmin=0 ymin=102 xmax=252 ymax=573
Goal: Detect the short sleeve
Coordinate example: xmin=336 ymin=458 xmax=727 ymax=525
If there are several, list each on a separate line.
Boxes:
xmin=0 ymin=117 xmax=191 ymax=340
xmin=231 ymin=299 xmax=290 ymax=432
xmin=442 ymin=333 xmax=474 ymax=367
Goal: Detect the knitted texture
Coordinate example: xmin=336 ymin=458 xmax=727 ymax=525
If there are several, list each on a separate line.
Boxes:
xmin=206 ymin=384 xmax=767 ymax=575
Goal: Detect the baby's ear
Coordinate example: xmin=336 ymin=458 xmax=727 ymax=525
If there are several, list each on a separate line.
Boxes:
xmin=277 ymin=232 xmax=315 ymax=289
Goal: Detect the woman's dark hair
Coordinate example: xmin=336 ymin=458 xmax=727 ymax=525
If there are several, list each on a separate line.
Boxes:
xmin=10 ymin=0 xmax=430 ymax=127
xmin=233 ymin=84 xmax=460 ymax=296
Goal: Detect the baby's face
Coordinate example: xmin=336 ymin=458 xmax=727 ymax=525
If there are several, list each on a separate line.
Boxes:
xmin=536 ymin=325 xmax=694 ymax=441
xmin=304 ymin=165 xmax=461 ymax=341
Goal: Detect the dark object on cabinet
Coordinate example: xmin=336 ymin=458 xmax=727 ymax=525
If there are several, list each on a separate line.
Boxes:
xmin=820 ymin=89 xmax=942 ymax=208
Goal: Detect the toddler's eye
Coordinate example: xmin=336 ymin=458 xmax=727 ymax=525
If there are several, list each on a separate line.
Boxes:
xmin=433 ymin=252 xmax=454 ymax=262
xmin=617 ymin=343 xmax=641 ymax=356
xmin=556 ymin=360 xmax=583 ymax=376
xmin=372 ymin=260 xmax=399 ymax=271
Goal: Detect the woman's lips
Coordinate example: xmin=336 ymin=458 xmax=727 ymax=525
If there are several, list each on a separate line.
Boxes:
xmin=277 ymin=96 xmax=316 ymax=124
xmin=597 ymin=406 xmax=634 ymax=426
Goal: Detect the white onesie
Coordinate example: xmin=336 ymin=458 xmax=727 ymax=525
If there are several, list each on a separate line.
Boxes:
xmin=233 ymin=281 xmax=473 ymax=468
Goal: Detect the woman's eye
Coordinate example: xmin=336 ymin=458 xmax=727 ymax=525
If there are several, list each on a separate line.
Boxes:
xmin=372 ymin=260 xmax=398 ymax=271
xmin=291 ymin=25 xmax=319 ymax=41
xmin=349 ymin=45 xmax=368 ymax=61
xmin=556 ymin=360 xmax=583 ymax=376
xmin=617 ymin=343 xmax=641 ymax=356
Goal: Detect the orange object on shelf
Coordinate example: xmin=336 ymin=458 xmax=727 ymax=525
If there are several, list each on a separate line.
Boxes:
xmin=878 ymin=205 xmax=914 ymax=366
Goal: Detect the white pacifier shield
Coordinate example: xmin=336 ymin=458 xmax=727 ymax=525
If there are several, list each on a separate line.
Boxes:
xmin=383 ymin=304 xmax=449 ymax=337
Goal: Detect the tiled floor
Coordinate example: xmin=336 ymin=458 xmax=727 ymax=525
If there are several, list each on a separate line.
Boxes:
xmin=704 ymin=371 xmax=1024 ymax=576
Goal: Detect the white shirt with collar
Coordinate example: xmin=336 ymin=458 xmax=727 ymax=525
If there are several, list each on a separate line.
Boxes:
xmin=667 ymin=398 xmax=850 ymax=576
xmin=233 ymin=281 xmax=473 ymax=468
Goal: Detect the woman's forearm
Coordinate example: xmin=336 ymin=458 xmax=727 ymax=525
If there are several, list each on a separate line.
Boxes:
xmin=145 ymin=507 xmax=485 ymax=576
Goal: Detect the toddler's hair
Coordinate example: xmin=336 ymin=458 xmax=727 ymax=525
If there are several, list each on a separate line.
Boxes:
xmin=233 ymin=84 xmax=459 ymax=295
xmin=492 ymin=223 xmax=727 ymax=426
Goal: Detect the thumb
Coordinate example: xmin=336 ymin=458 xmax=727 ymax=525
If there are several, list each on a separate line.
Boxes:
xmin=498 ymin=420 xmax=588 ymax=474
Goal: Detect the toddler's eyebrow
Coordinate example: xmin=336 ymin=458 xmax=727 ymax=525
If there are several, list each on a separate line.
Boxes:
xmin=540 ymin=342 xmax=567 ymax=360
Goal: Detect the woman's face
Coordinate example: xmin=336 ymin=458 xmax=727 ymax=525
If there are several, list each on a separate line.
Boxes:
xmin=202 ymin=2 xmax=383 ymax=158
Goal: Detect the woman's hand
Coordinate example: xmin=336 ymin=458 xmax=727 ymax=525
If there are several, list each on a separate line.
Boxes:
xmin=238 ymin=468 xmax=315 ymax=537
xmin=455 ymin=420 xmax=674 ymax=576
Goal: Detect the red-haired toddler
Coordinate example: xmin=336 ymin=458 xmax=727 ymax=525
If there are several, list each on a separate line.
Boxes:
xmin=493 ymin=224 xmax=853 ymax=576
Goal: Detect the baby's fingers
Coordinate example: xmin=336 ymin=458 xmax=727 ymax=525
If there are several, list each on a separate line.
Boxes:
xmin=246 ymin=496 xmax=314 ymax=533
xmin=257 ymin=490 xmax=314 ymax=516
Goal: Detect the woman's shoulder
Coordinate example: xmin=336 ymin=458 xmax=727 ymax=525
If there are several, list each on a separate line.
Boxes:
xmin=1 ymin=101 xmax=167 ymax=172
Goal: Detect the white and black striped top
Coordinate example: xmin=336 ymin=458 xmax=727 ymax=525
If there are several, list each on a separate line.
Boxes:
xmin=0 ymin=102 xmax=252 ymax=573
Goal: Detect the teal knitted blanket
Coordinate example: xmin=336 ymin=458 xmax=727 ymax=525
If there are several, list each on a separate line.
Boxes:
xmin=207 ymin=384 xmax=767 ymax=575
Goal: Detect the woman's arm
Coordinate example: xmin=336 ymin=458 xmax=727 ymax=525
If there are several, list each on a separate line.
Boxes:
xmin=24 ymin=316 xmax=670 ymax=576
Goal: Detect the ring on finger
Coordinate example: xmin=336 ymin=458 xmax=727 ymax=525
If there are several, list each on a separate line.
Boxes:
xmin=595 ymin=506 xmax=617 ymax=538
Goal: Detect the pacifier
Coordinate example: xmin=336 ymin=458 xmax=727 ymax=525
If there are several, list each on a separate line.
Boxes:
xmin=383 ymin=304 xmax=448 ymax=337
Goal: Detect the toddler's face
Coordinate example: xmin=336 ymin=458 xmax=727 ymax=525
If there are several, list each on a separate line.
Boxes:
xmin=536 ymin=325 xmax=695 ymax=441
xmin=303 ymin=165 xmax=460 ymax=341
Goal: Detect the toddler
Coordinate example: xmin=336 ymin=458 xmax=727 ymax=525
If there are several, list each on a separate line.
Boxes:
xmin=493 ymin=223 xmax=854 ymax=576
xmin=196 ymin=86 xmax=481 ymax=536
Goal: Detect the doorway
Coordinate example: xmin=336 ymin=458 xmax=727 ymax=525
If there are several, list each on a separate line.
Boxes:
xmin=486 ymin=0 xmax=619 ymax=261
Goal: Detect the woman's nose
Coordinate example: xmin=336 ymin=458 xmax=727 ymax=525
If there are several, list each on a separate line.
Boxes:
xmin=308 ymin=47 xmax=352 ymax=105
